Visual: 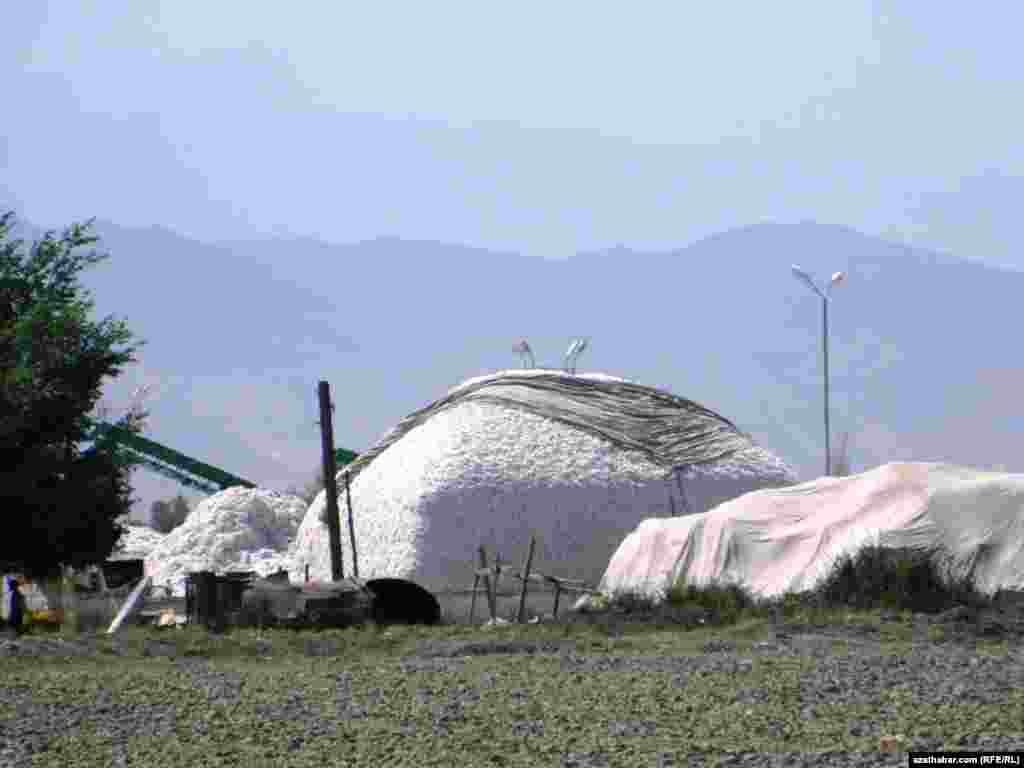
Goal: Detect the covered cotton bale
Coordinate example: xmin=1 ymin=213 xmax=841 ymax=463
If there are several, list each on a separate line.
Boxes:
xmin=597 ymin=461 xmax=1024 ymax=603
xmin=290 ymin=370 xmax=797 ymax=591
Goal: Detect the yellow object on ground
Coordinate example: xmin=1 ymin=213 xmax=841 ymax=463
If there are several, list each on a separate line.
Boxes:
xmin=28 ymin=609 xmax=63 ymax=626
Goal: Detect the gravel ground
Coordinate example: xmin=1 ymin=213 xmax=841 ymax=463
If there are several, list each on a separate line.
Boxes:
xmin=2 ymin=604 xmax=1023 ymax=767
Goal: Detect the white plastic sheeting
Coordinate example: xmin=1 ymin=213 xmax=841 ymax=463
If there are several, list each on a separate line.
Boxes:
xmin=597 ymin=462 xmax=1024 ymax=602
xmin=290 ymin=369 xmax=797 ymax=591
xmin=144 ymin=487 xmax=307 ymax=597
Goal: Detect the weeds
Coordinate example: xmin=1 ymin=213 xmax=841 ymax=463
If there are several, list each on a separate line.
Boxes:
xmin=600 ymin=541 xmax=995 ymax=632
xmin=21 ymin=541 xmax=1001 ymax=646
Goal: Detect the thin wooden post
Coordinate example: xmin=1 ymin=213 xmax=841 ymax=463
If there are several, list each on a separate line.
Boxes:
xmin=478 ymin=546 xmax=496 ymax=620
xmin=491 ymin=553 xmax=503 ymax=619
xmin=318 ymin=381 xmax=344 ymax=581
xmin=516 ymin=537 xmax=536 ymax=624
xmin=344 ymin=469 xmax=359 ymax=578
xmin=469 ymin=574 xmax=480 ymax=623
xmin=552 ymin=579 xmax=563 ymax=618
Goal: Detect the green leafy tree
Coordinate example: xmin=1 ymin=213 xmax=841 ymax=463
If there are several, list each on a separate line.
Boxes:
xmin=0 ymin=211 xmax=146 ymax=578
xmin=150 ymin=493 xmax=191 ymax=534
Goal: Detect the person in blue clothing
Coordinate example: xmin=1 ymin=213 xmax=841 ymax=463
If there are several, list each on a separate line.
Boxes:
xmin=6 ymin=576 xmax=25 ymax=634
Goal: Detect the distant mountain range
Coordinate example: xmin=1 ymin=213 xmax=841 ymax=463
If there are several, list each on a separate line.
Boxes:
xmin=12 ymin=216 xmax=1024 ymax=516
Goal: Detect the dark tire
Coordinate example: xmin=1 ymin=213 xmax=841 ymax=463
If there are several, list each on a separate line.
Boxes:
xmin=365 ymin=579 xmax=441 ymax=626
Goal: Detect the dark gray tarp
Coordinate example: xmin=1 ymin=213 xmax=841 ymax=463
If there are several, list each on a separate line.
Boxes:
xmin=339 ymin=373 xmax=766 ymax=485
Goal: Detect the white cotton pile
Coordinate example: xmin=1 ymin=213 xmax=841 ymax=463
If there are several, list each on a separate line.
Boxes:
xmin=144 ymin=487 xmax=308 ymax=597
xmin=111 ymin=524 xmax=167 ymax=560
xmin=291 ymin=370 xmax=797 ymax=591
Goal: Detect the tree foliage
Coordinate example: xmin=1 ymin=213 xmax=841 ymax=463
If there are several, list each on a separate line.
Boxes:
xmin=150 ymin=493 xmax=191 ymax=534
xmin=0 ymin=211 xmax=146 ymax=577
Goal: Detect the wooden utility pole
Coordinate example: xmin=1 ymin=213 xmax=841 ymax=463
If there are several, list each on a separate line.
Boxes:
xmin=318 ymin=381 xmax=344 ymax=581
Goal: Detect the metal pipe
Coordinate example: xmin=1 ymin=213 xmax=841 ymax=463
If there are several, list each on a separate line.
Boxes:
xmin=823 ymin=295 xmax=831 ymax=477
xmin=791 ymin=266 xmax=844 ymax=478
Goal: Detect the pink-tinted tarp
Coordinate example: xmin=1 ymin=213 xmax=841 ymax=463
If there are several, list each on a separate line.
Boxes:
xmin=598 ymin=462 xmax=1024 ymax=600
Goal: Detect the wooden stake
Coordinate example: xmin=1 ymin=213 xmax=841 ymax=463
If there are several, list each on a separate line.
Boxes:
xmin=492 ymin=553 xmax=503 ymax=618
xmin=552 ymin=580 xmax=563 ymax=618
xmin=344 ymin=469 xmax=359 ymax=579
xmin=516 ymin=536 xmax=536 ymax=624
xmin=318 ymin=381 xmax=344 ymax=581
xmin=478 ymin=546 xmax=496 ymax=620
xmin=469 ymin=574 xmax=480 ymax=623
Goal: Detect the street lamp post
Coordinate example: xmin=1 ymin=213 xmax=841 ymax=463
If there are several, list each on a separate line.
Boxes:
xmin=791 ymin=265 xmax=845 ymax=477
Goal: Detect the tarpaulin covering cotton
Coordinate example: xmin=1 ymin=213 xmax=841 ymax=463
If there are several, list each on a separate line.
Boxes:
xmin=597 ymin=462 xmax=1024 ymax=602
xmin=335 ymin=371 xmax=769 ymax=487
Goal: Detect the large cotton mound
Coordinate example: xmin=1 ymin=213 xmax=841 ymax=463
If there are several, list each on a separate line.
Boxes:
xmin=290 ymin=370 xmax=796 ymax=591
xmin=111 ymin=524 xmax=166 ymax=560
xmin=144 ymin=487 xmax=307 ymax=596
xmin=598 ymin=462 xmax=1024 ymax=602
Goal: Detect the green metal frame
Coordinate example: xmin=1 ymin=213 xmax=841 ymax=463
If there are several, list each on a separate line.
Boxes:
xmin=119 ymin=446 xmax=228 ymax=494
xmin=88 ymin=422 xmax=256 ymax=493
xmin=84 ymin=421 xmax=360 ymax=495
xmin=334 ymin=447 xmax=359 ymax=467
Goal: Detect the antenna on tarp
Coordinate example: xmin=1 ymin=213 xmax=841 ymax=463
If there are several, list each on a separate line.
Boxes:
xmin=566 ymin=337 xmax=589 ymax=374
xmin=514 ymin=339 xmax=535 ymax=369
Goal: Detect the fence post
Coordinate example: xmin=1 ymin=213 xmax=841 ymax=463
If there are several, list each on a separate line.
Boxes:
xmin=552 ymin=579 xmax=563 ymax=618
xmin=516 ymin=537 xmax=536 ymax=624
xmin=344 ymin=469 xmax=359 ymax=579
xmin=491 ymin=553 xmax=503 ymax=619
xmin=478 ymin=546 xmax=496 ymax=620
xmin=469 ymin=574 xmax=480 ymax=623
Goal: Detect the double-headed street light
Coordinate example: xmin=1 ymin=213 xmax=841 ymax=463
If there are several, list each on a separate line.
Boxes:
xmin=791 ymin=265 xmax=846 ymax=477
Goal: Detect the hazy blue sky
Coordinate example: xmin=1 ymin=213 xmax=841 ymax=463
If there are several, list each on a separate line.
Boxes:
xmin=3 ymin=3 xmax=1024 ymax=521
xmin=4 ymin=2 xmax=1022 ymax=263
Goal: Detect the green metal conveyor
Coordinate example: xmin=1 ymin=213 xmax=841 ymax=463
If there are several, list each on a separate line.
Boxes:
xmin=86 ymin=422 xmax=257 ymax=494
xmin=84 ymin=422 xmax=360 ymax=495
